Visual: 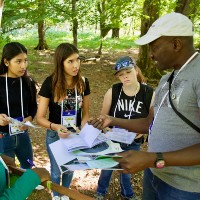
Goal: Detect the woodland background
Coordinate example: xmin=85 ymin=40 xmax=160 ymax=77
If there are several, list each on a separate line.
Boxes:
xmin=0 ymin=0 xmax=200 ymax=199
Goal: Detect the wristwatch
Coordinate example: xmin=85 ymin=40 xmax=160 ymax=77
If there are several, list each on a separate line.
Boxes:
xmin=155 ymin=152 xmax=165 ymax=169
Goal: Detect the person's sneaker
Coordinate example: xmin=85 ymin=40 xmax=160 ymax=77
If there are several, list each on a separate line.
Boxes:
xmin=35 ymin=184 xmax=45 ymax=190
xmin=61 ymin=196 xmax=70 ymax=200
xmin=52 ymin=196 xmax=61 ymax=200
xmin=94 ymin=193 xmax=105 ymax=200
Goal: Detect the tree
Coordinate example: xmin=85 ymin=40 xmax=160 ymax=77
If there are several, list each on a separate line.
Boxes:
xmin=0 ymin=0 xmax=4 ymax=28
xmin=137 ymin=0 xmax=160 ymax=79
xmin=72 ymin=0 xmax=78 ymax=47
xmin=34 ymin=0 xmax=48 ymax=50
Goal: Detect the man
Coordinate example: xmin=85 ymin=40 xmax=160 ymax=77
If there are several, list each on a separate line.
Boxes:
xmin=89 ymin=12 xmax=200 ymax=200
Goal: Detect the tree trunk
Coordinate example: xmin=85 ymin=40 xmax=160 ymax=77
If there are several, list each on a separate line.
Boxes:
xmin=34 ymin=20 xmax=48 ymax=50
xmin=175 ymin=0 xmax=200 ymax=19
xmin=72 ymin=0 xmax=78 ymax=47
xmin=0 ymin=0 xmax=4 ymax=28
xmin=34 ymin=0 xmax=48 ymax=50
xmin=112 ymin=28 xmax=119 ymax=38
xmin=137 ymin=0 xmax=161 ymax=79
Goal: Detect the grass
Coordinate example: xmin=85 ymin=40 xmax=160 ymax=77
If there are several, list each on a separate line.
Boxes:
xmin=0 ymin=28 xmax=138 ymax=51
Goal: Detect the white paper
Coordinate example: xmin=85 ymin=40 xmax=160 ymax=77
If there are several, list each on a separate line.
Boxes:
xmin=8 ymin=117 xmax=39 ymax=128
xmin=60 ymin=123 xmax=108 ymax=152
xmin=105 ymin=128 xmax=136 ymax=144
xmin=49 ymin=140 xmax=76 ymax=173
xmin=49 ymin=140 xmax=123 ymax=172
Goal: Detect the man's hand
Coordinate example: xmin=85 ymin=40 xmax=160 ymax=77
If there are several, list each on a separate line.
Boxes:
xmin=114 ymin=150 xmax=156 ymax=174
xmin=88 ymin=115 xmax=112 ymax=130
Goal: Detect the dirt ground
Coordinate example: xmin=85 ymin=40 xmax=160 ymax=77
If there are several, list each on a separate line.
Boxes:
xmin=27 ymin=48 xmax=151 ymax=200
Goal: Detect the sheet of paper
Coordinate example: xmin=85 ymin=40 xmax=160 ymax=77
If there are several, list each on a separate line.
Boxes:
xmin=49 ymin=140 xmax=76 ymax=167
xmin=86 ymin=158 xmax=119 ymax=169
xmin=60 ymin=135 xmax=88 ymax=152
xmin=106 ymin=128 xmax=136 ymax=144
xmin=8 ymin=117 xmax=39 ymax=128
xmin=74 ymin=140 xmax=123 ymax=156
xmin=62 ymin=163 xmax=89 ymax=171
xmin=79 ymin=123 xmax=102 ymax=147
xmin=60 ymin=123 xmax=107 ymax=151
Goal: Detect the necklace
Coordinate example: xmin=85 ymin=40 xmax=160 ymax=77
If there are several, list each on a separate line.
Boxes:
xmin=67 ymin=89 xmax=74 ymax=97
xmin=123 ymin=82 xmax=140 ymax=96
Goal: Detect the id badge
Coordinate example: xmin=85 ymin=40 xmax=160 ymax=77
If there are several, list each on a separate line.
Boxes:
xmin=62 ymin=110 xmax=76 ymax=128
xmin=9 ymin=117 xmax=24 ymax=136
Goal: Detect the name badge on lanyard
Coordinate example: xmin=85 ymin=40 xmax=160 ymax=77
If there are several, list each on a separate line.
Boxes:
xmin=6 ymin=74 xmax=25 ymax=136
xmin=61 ymin=87 xmax=78 ymax=128
xmin=9 ymin=116 xmax=24 ymax=136
xmin=62 ymin=110 xmax=76 ymax=128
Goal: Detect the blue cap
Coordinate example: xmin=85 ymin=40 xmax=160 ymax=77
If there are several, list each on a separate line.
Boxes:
xmin=114 ymin=56 xmax=136 ymax=75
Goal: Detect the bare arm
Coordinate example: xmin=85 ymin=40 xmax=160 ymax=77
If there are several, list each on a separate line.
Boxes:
xmin=89 ymin=107 xmax=154 ymax=134
xmin=36 ymin=96 xmax=70 ymax=138
xmin=115 ymin=143 xmax=200 ymax=174
xmin=101 ymin=88 xmax=112 ymax=115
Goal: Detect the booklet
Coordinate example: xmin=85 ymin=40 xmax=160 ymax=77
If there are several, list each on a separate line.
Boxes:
xmin=49 ymin=140 xmax=123 ymax=173
xmin=105 ymin=128 xmax=136 ymax=144
xmin=60 ymin=123 xmax=108 ymax=152
xmin=8 ymin=117 xmax=39 ymax=128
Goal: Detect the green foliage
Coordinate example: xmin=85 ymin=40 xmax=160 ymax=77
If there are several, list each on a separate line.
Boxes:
xmin=0 ymin=28 xmax=137 ymax=51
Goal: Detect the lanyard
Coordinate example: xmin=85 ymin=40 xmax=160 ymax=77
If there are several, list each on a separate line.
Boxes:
xmin=6 ymin=73 xmax=24 ymax=118
xmin=151 ymin=51 xmax=199 ymax=131
xmin=61 ymin=86 xmax=78 ymax=123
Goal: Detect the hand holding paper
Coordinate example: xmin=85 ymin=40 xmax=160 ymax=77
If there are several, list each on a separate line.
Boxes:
xmin=8 ymin=117 xmax=39 ymax=128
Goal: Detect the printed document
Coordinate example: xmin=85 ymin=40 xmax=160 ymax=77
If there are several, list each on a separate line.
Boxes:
xmin=49 ymin=140 xmax=123 ymax=173
xmin=105 ymin=128 xmax=136 ymax=144
xmin=60 ymin=123 xmax=108 ymax=152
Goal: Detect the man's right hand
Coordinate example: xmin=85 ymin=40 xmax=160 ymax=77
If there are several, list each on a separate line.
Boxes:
xmin=32 ymin=168 xmax=50 ymax=182
xmin=88 ymin=115 xmax=112 ymax=130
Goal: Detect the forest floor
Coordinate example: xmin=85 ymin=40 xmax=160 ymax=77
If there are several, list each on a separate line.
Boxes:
xmin=26 ymin=48 xmax=156 ymax=200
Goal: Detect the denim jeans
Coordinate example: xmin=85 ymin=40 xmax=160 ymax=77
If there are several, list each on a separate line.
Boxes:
xmin=142 ymin=168 xmax=200 ymax=200
xmin=1 ymin=130 xmax=33 ymax=169
xmin=97 ymin=141 xmax=141 ymax=198
xmin=46 ymin=129 xmax=73 ymax=196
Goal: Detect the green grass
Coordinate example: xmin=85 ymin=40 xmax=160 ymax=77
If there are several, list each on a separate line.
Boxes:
xmin=0 ymin=29 xmax=138 ymax=51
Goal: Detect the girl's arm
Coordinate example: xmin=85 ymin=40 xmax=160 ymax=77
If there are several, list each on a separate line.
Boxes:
xmin=36 ymin=96 xmax=70 ymax=138
xmin=101 ymin=88 xmax=112 ymax=115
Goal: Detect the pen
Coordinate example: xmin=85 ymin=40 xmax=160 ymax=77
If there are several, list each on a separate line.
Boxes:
xmin=27 ymin=159 xmax=37 ymax=167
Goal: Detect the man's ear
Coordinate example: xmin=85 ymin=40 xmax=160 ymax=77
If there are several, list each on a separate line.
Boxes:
xmin=173 ymin=38 xmax=182 ymax=52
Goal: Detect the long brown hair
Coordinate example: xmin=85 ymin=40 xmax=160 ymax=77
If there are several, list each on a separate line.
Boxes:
xmin=52 ymin=43 xmax=85 ymax=101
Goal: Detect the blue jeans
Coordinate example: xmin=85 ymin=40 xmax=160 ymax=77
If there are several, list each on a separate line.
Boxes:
xmin=1 ymin=130 xmax=33 ymax=169
xmin=142 ymin=168 xmax=200 ymax=200
xmin=97 ymin=141 xmax=141 ymax=198
xmin=46 ymin=129 xmax=73 ymax=196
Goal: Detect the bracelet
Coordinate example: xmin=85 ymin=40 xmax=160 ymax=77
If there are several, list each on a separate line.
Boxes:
xmin=50 ymin=122 xmax=53 ymax=130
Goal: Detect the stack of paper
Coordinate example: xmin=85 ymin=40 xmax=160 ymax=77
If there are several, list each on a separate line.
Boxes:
xmin=105 ymin=128 xmax=136 ymax=144
xmin=60 ymin=123 xmax=108 ymax=152
xmin=49 ymin=139 xmax=123 ymax=173
xmin=49 ymin=123 xmax=125 ymax=173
